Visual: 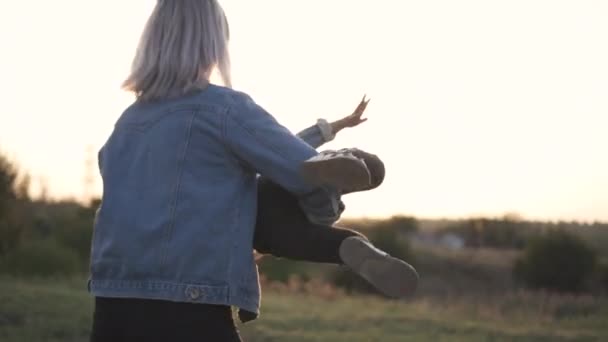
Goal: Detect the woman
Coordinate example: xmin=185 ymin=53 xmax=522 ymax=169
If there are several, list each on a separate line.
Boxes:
xmin=89 ymin=1 xmax=416 ymax=340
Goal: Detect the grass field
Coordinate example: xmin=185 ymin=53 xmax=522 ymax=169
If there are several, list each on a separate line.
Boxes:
xmin=1 ymin=277 xmax=606 ymax=341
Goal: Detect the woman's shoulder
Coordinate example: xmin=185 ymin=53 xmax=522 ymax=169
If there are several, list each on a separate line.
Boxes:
xmin=198 ymin=84 xmax=262 ymax=118
xmin=203 ymin=84 xmax=255 ymax=106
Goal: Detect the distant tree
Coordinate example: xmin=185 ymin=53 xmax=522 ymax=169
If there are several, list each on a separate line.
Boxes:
xmin=442 ymin=218 xmax=531 ymax=249
xmin=0 ymin=152 xmax=17 ymax=216
xmin=15 ymin=173 xmax=31 ymax=201
xmin=0 ymin=152 xmax=21 ymax=255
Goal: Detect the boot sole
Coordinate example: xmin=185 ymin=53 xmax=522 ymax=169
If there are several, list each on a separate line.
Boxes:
xmin=339 ymin=237 xmax=419 ymax=298
xmin=300 ymin=156 xmax=371 ymax=191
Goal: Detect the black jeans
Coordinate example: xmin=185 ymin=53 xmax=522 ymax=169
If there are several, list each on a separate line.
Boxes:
xmin=91 ymin=297 xmax=241 ymax=342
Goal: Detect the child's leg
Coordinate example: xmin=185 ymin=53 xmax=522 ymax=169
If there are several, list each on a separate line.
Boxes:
xmin=300 ymin=148 xmax=385 ymax=194
xmin=343 ymin=148 xmax=385 ymax=192
xmin=254 ymin=177 xmax=364 ymax=264
xmin=253 ymin=149 xmax=385 ymax=263
xmin=254 ymin=150 xmax=418 ymax=299
xmin=253 ymin=178 xmax=418 ymax=299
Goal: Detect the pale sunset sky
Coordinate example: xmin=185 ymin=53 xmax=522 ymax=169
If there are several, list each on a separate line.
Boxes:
xmin=0 ymin=1 xmax=607 ymax=221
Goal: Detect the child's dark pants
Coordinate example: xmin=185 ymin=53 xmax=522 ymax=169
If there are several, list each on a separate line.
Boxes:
xmin=253 ymin=177 xmax=364 ymax=264
xmin=253 ymin=149 xmax=384 ymax=264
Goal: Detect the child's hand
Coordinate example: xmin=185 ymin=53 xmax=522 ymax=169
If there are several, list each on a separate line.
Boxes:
xmin=331 ymin=95 xmax=371 ymax=134
xmin=254 ymin=250 xmax=265 ymax=262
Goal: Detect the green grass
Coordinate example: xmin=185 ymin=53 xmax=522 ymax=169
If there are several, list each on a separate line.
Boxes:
xmin=0 ymin=277 xmax=606 ymax=342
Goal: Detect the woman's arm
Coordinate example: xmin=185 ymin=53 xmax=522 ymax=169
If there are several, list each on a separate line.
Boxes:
xmin=223 ymin=92 xmax=324 ymax=195
xmin=224 ymin=93 xmax=344 ymax=224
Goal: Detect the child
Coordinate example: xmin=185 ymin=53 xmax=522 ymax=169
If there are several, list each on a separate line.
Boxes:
xmin=242 ymin=97 xmax=419 ymax=322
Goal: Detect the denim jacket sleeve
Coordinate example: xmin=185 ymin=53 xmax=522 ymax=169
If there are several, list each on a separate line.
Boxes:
xmin=224 ymin=93 xmax=320 ymax=195
xmin=296 ymin=119 xmax=335 ymax=149
xmin=294 ymin=119 xmax=343 ymax=224
xmin=223 ymin=94 xmax=344 ymax=224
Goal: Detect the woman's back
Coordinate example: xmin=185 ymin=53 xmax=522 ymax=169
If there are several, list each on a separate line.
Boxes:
xmin=91 ymin=84 xmax=319 ymax=314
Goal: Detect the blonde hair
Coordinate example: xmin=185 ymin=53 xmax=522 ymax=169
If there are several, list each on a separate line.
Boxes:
xmin=123 ymin=0 xmax=231 ymax=102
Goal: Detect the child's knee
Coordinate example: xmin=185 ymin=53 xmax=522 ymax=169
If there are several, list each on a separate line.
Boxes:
xmin=351 ymin=149 xmax=385 ymax=189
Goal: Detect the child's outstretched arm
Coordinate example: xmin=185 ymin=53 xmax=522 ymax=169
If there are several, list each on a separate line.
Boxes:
xmin=296 ymin=95 xmax=371 ymax=149
xmin=330 ymin=94 xmax=371 ymax=135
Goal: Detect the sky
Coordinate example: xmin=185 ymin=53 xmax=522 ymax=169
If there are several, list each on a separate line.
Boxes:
xmin=0 ymin=0 xmax=607 ymax=222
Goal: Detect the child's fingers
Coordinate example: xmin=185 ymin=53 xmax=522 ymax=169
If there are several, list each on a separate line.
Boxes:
xmin=362 ymin=95 xmax=371 ymax=106
xmin=352 ymin=94 xmax=370 ymax=118
xmin=362 ymin=101 xmax=369 ymax=112
xmin=355 ymin=101 xmax=365 ymax=114
xmin=359 ymin=99 xmax=370 ymax=115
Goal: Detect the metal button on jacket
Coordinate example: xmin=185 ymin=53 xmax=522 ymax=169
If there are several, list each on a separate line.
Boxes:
xmin=185 ymin=286 xmax=201 ymax=300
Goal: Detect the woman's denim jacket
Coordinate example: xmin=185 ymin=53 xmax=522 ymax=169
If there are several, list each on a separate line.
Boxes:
xmin=89 ymin=84 xmax=341 ymax=316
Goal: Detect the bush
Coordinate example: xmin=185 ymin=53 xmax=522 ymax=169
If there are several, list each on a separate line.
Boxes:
xmin=514 ymin=230 xmax=597 ymax=292
xmin=367 ymin=228 xmax=413 ymax=262
xmin=0 ymin=239 xmax=81 ymax=276
xmin=329 ymin=228 xmax=414 ymax=295
xmin=258 ymin=258 xmax=311 ymax=283
xmin=595 ymin=260 xmax=608 ymax=293
xmin=54 ymin=216 xmax=94 ymax=260
xmin=0 ymin=152 xmax=21 ymax=256
xmin=0 ymin=219 xmax=23 ymax=257
xmin=0 ymin=152 xmax=17 ymax=216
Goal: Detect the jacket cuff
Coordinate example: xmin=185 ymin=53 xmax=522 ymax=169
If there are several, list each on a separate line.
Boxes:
xmin=316 ymin=119 xmax=336 ymax=143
